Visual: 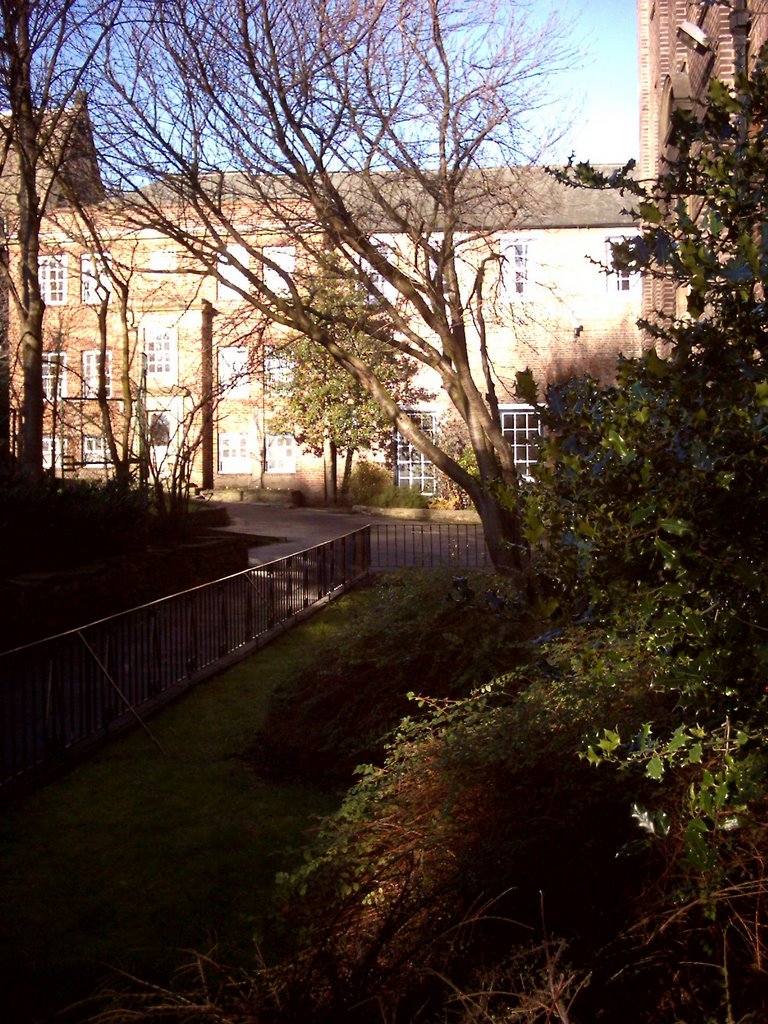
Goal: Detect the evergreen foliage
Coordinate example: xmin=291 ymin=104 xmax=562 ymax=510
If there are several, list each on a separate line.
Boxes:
xmin=270 ymin=265 xmax=424 ymax=501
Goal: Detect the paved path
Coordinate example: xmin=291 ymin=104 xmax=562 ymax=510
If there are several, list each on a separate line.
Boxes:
xmin=207 ymin=500 xmax=490 ymax=570
xmin=208 ymin=501 xmax=375 ymax=565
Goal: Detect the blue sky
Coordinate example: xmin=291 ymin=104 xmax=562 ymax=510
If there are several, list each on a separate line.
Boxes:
xmin=550 ymin=0 xmax=639 ymax=165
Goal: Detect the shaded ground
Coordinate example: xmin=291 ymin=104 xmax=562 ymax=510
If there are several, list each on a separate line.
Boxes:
xmin=0 ymin=611 xmax=345 ymax=1024
xmin=0 ymin=572 xmax=535 ymax=1024
xmin=248 ymin=571 xmax=536 ymax=787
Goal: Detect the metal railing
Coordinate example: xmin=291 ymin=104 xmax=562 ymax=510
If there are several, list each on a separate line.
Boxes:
xmin=368 ymin=521 xmax=489 ymax=569
xmin=0 ymin=520 xmax=493 ymax=796
xmin=0 ymin=527 xmax=370 ymax=795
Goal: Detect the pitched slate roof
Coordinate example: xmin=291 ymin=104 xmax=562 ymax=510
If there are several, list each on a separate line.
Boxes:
xmin=509 ymin=166 xmax=636 ymax=229
xmin=125 ymin=163 xmax=637 ymax=236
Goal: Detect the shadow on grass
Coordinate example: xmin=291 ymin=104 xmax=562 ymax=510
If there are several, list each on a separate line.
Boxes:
xmin=0 ymin=571 xmax=536 ymax=1024
xmin=0 ymin=604 xmax=348 ymax=1024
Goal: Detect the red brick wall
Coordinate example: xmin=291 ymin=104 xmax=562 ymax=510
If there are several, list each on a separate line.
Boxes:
xmin=638 ymin=0 xmax=763 ymax=322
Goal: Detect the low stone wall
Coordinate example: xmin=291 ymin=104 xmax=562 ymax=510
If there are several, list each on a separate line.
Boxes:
xmin=205 ymin=486 xmax=304 ymax=506
xmin=352 ymin=505 xmax=481 ymax=524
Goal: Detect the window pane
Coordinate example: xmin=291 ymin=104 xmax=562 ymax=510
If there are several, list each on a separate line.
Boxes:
xmin=149 ymin=412 xmax=171 ymax=446
xmin=263 ymin=245 xmax=295 ymax=295
xmin=395 ymin=412 xmax=438 ymax=495
xmin=218 ymin=432 xmax=251 ymax=472
xmin=363 ymin=235 xmax=398 ymax=303
xmin=264 ymin=350 xmax=293 ymax=386
xmin=149 ymin=249 xmax=178 ymax=272
xmin=83 ymin=435 xmax=108 ymax=464
xmin=218 ymin=347 xmax=250 ymax=395
xmin=40 ymin=254 xmax=67 ymax=305
xmin=143 ymin=325 xmax=177 ymax=380
xmin=500 ymin=406 xmax=541 ymax=477
xmin=42 ymin=354 xmax=67 ymax=400
xmin=266 ymin=433 xmax=296 ymax=473
xmin=218 ymin=244 xmax=249 ymax=301
xmin=606 ymin=236 xmax=639 ymax=292
xmin=81 ymin=253 xmax=112 ymax=304
xmin=82 ymin=350 xmax=112 ymax=398
xmin=501 ymin=239 xmax=530 ymax=297
xmin=42 ymin=436 xmax=68 ymax=469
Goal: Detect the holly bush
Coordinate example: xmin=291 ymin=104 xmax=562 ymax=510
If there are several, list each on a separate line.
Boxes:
xmin=518 ymin=46 xmax=768 ymax=930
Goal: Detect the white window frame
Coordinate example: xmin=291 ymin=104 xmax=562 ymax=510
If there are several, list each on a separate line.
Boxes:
xmin=500 ymin=236 xmax=532 ymax=298
xmin=42 ymin=353 xmax=67 ymax=401
xmin=82 ymin=350 xmax=112 ymax=399
xmin=143 ymin=324 xmax=178 ymax=382
xmin=363 ymin=234 xmax=399 ymax=303
xmin=265 ymin=433 xmax=296 ymax=473
xmin=218 ymin=346 xmax=250 ymax=397
xmin=218 ymin=432 xmax=251 ymax=473
xmin=262 ymin=244 xmax=295 ymax=296
xmin=40 ymin=254 xmax=68 ymax=305
xmin=500 ymin=404 xmax=542 ymax=480
xmin=421 ymin=231 xmax=444 ymax=286
xmin=264 ymin=349 xmax=293 ymax=387
xmin=82 ymin=434 xmax=109 ymax=465
xmin=217 ymin=244 xmax=249 ymax=302
xmin=43 ymin=436 xmax=68 ymax=470
xmin=606 ymin=235 xmax=640 ymax=293
xmin=394 ymin=410 xmax=439 ymax=495
xmin=81 ymin=253 xmax=112 ymax=304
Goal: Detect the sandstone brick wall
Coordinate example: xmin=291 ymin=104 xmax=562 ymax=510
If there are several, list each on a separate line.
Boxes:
xmin=7 ymin=173 xmax=643 ymax=503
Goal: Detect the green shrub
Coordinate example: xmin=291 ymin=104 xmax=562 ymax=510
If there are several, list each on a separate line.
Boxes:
xmin=266 ymin=614 xmax=768 ymax=1024
xmin=347 ymin=461 xmax=391 ymax=504
xmin=369 ymin=483 xmax=429 ymax=508
xmin=267 ymin=624 xmax=673 ymax=1024
xmin=348 ymin=464 xmax=432 ymax=508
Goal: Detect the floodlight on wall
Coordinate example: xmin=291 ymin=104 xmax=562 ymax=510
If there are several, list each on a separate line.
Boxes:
xmin=678 ymin=20 xmax=713 ymax=54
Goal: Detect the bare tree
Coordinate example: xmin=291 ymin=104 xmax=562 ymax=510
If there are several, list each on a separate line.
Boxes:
xmin=41 ymin=197 xmax=265 ymax=518
xmin=96 ymin=0 xmax=575 ymax=570
xmin=37 ymin=200 xmax=141 ymax=486
xmin=0 ymin=0 xmax=120 ymax=479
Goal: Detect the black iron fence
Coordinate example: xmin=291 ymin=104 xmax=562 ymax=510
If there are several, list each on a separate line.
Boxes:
xmin=0 ymin=520 xmax=493 ymax=796
xmin=0 ymin=528 xmax=370 ymax=795
xmin=368 ymin=521 xmax=489 ymax=569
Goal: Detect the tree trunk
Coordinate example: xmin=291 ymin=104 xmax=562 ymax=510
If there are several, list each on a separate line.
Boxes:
xmin=471 ymin=485 xmax=527 ymax=576
xmin=340 ymin=448 xmax=355 ymax=500
xmin=19 ymin=309 xmax=44 ymax=481
xmin=200 ymin=300 xmax=215 ymax=490
xmin=14 ymin=2 xmax=45 ymax=482
xmin=323 ymin=434 xmax=337 ymax=505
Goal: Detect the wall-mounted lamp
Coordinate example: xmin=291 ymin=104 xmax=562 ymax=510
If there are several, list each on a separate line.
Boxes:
xmin=678 ymin=20 xmax=713 ymax=55
xmin=573 ymin=324 xmax=584 ymax=338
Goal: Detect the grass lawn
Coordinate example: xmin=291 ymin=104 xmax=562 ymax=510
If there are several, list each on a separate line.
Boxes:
xmin=0 ymin=602 xmax=349 ymax=1024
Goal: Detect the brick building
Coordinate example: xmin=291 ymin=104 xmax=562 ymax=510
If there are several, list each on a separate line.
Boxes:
xmin=638 ymin=0 xmax=768 ymax=314
xmin=638 ymin=0 xmax=768 ymax=180
xmin=5 ymin=163 xmax=644 ymax=502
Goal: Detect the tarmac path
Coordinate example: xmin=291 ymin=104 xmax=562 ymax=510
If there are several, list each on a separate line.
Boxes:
xmin=207 ymin=501 xmax=373 ymax=565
